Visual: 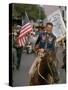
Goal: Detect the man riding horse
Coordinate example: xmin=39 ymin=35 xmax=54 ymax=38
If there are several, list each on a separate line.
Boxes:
xmin=29 ymin=22 xmax=59 ymax=85
xmin=35 ymin=22 xmax=56 ymax=52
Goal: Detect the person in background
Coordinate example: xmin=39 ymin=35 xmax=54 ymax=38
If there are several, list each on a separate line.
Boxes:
xmin=30 ymin=32 xmax=38 ymax=51
xmin=16 ymin=26 xmax=23 ymax=70
xmin=12 ymin=32 xmax=17 ymax=70
xmin=62 ymin=38 xmax=66 ymax=72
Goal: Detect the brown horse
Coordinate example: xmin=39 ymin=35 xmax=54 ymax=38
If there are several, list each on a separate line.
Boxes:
xmin=29 ymin=50 xmax=59 ymax=85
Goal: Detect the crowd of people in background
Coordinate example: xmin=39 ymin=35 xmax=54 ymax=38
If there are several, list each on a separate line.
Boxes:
xmin=12 ymin=24 xmax=41 ymax=70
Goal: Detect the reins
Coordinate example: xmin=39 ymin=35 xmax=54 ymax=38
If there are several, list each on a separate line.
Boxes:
xmin=37 ymin=54 xmax=54 ymax=84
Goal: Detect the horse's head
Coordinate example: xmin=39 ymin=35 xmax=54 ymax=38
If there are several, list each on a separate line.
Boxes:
xmin=40 ymin=50 xmax=56 ymax=64
xmin=37 ymin=50 xmax=56 ymax=84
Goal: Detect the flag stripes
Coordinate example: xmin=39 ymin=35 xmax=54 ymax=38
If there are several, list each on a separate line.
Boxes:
xmin=17 ymin=22 xmax=32 ymax=47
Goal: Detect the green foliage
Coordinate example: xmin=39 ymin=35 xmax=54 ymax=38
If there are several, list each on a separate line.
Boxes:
xmin=12 ymin=3 xmax=46 ymax=21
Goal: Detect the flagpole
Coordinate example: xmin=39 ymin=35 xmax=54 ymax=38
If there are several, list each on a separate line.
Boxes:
xmin=22 ymin=11 xmax=30 ymax=25
xmin=25 ymin=11 xmax=29 ymax=21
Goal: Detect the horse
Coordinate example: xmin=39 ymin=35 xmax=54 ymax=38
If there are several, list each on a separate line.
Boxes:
xmin=29 ymin=49 xmax=59 ymax=85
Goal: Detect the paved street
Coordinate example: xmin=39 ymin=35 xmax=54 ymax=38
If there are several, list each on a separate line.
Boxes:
xmin=12 ymin=45 xmax=66 ymax=86
xmin=13 ymin=52 xmax=36 ymax=86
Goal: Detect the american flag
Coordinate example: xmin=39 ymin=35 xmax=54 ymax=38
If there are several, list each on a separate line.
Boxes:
xmin=17 ymin=13 xmax=32 ymax=47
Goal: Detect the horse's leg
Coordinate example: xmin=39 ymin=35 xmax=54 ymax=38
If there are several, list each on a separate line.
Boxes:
xmin=51 ymin=63 xmax=59 ymax=83
xmin=47 ymin=74 xmax=54 ymax=84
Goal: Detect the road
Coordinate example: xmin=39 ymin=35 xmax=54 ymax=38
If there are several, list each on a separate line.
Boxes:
xmin=12 ymin=45 xmax=66 ymax=86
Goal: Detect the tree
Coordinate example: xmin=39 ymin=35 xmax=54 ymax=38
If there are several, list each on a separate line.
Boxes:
xmin=12 ymin=3 xmax=46 ymax=21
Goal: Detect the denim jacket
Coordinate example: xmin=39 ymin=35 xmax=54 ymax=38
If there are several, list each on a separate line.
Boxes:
xmin=35 ymin=32 xmax=56 ymax=51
